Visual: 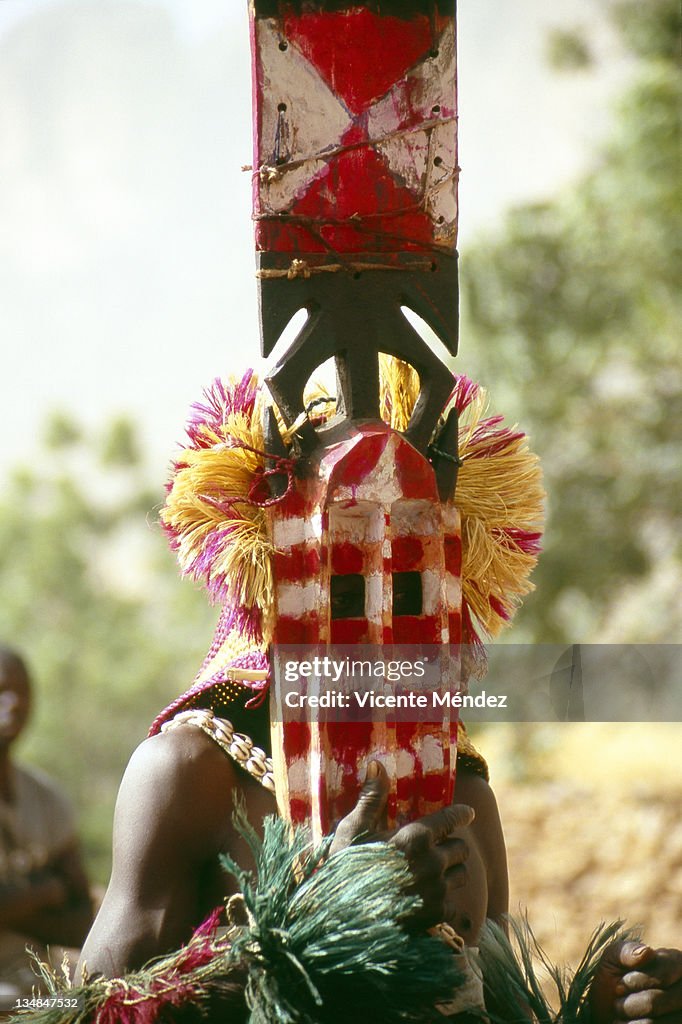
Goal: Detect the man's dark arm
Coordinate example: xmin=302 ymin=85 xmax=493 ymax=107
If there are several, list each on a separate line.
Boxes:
xmin=77 ymin=726 xmax=238 ymax=979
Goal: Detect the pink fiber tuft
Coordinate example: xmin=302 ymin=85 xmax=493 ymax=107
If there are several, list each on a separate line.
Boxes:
xmin=449 ymin=375 xmax=480 ymax=415
xmin=488 ymin=594 xmax=511 ymax=621
xmin=185 ymin=370 xmax=258 ymax=448
xmin=191 ymin=905 xmax=224 ymax=941
xmin=496 ymin=527 xmax=543 ymax=554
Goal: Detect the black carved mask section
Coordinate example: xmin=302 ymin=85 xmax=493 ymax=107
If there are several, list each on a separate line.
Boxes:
xmin=330 ymin=574 xmax=366 ymax=620
xmin=258 ymin=251 xmax=458 ymax=457
xmin=392 ymin=571 xmax=423 ymax=617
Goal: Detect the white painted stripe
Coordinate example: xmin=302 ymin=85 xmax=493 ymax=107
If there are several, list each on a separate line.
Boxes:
xmin=445 ymin=575 xmax=461 ymax=608
xmin=392 ymin=500 xmax=440 ymax=536
xmin=287 ymin=757 xmax=309 ymax=794
xmin=368 ymin=25 xmax=457 ymax=238
xmin=271 ymin=512 xmax=322 ymax=548
xmin=417 ymin=733 xmax=445 ymax=772
xmin=421 ymin=568 xmax=443 ymax=615
xmin=443 ymin=504 xmax=460 ymax=532
xmin=365 ymin=573 xmax=384 ymax=621
xmin=256 ymin=20 xmax=352 ymax=214
xmin=396 ymin=747 xmax=415 ymax=778
xmin=276 ymin=581 xmax=320 ymax=615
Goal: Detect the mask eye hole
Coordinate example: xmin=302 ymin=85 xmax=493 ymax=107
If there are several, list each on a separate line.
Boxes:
xmin=392 ymin=571 xmax=422 ymax=616
xmin=330 ymin=574 xmax=365 ymax=620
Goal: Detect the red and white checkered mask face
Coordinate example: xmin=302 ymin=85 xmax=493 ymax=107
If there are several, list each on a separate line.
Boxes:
xmin=270 ymin=421 xmax=461 ymax=647
xmin=268 ymin=419 xmax=461 ymax=839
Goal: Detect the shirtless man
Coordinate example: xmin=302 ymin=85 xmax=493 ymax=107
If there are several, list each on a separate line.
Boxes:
xmin=78 ymin=719 xmax=682 ymax=1022
xmin=0 ymin=648 xmax=92 ymax=1003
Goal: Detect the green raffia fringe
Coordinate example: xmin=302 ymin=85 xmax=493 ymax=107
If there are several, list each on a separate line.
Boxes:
xmin=7 ymin=806 xmax=633 ymax=1024
xmin=8 ymin=810 xmax=462 ymax=1024
xmin=477 ymin=916 xmax=633 ymax=1024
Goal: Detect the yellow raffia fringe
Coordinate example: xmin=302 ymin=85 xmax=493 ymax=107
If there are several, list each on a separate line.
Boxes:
xmin=458 ymin=431 xmax=544 ymax=638
xmin=376 ymin=356 xmax=545 ymax=639
xmin=379 ymin=353 xmax=421 ymax=431
xmin=163 ymin=362 xmax=543 ymax=644
xmin=160 ymin=394 xmax=275 ymax=618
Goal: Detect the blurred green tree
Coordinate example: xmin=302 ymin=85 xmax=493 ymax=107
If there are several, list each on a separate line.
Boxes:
xmin=459 ymin=0 xmax=681 ymax=643
xmin=0 ymin=416 xmax=216 ymax=882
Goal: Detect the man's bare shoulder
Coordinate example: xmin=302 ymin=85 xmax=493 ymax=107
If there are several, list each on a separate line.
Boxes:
xmin=114 ymin=724 xmax=240 ymax=864
xmin=78 ymin=725 xmax=255 ymax=977
xmin=123 ymin=724 xmax=235 ymax=787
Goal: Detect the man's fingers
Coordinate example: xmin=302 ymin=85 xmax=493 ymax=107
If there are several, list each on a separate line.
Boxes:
xmin=616 ymin=943 xmax=658 ymax=972
xmin=615 ymin=977 xmax=682 ymax=1020
xmin=623 ymin=950 xmax=682 ymax=992
xmin=411 ymin=804 xmax=475 ymax=846
xmin=330 ymin=761 xmax=389 ymax=852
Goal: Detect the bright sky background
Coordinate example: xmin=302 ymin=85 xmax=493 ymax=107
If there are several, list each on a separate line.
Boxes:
xmin=0 ymin=0 xmax=633 ymax=485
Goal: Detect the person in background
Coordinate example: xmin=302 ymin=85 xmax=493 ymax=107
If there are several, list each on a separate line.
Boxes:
xmin=0 ymin=647 xmax=92 ymax=1008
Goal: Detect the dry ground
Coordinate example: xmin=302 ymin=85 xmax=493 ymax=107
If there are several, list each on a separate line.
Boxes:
xmin=477 ymin=723 xmax=682 ymax=969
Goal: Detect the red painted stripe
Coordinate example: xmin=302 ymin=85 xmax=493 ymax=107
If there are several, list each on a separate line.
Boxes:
xmin=289 ymin=797 xmax=312 ymax=823
xmin=282 ymin=721 xmax=311 ymax=760
xmin=272 ymin=546 xmax=321 ymax=582
xmin=444 ymin=534 xmax=462 ymax=575
xmin=392 ymin=535 xmax=424 ymax=571
xmin=329 ymin=429 xmax=390 ymax=487
xmin=392 ymin=614 xmax=440 ymax=643
xmin=448 ymin=610 xmax=462 ymax=643
xmin=330 ymin=618 xmax=370 ymax=644
xmin=394 ymin=442 xmax=437 ymax=499
xmin=276 ymin=486 xmax=313 ymax=518
xmin=396 ymin=775 xmax=415 ymax=802
xmin=331 ymin=541 xmax=363 ymax=575
xmin=276 ymin=614 xmax=321 ymax=643
xmin=420 ymin=772 xmax=448 ymax=803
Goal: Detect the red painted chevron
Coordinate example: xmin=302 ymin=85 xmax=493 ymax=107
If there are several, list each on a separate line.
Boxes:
xmin=283 ymin=8 xmax=434 ymax=115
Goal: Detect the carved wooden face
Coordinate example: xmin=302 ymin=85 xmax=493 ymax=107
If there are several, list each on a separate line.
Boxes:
xmin=270 ymin=422 xmax=461 ymax=643
xmin=268 ymin=422 xmax=461 ymax=839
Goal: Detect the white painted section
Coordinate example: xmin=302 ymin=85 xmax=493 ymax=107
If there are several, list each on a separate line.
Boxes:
xmin=421 ymin=568 xmax=443 ymax=615
xmin=256 ymin=19 xmax=352 ymax=214
xmin=324 ymin=757 xmax=347 ymax=794
xmin=368 ymin=25 xmax=457 ymax=238
xmin=329 ymin=502 xmax=386 ymax=544
xmin=446 ymin=574 xmax=462 ymax=609
xmin=396 ymin=747 xmax=415 ymax=778
xmin=443 ymin=505 xmax=460 ymax=532
xmin=353 ymin=436 xmax=403 ymax=506
xmin=392 ymin=499 xmax=440 ymax=536
xmin=417 ymin=732 xmax=445 ymax=772
xmin=287 ymin=757 xmax=309 ymax=794
xmin=271 ymin=515 xmax=307 ymax=548
xmin=271 ymin=512 xmax=322 ymax=548
xmin=276 ymin=580 xmax=320 ymax=615
xmin=302 ymin=512 xmax=323 ymax=543
xmin=365 ymin=572 xmax=384 ymax=622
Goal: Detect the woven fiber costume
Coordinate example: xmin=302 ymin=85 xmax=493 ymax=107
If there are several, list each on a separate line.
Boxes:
xmin=9 ymin=4 xmax=632 ymax=1023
